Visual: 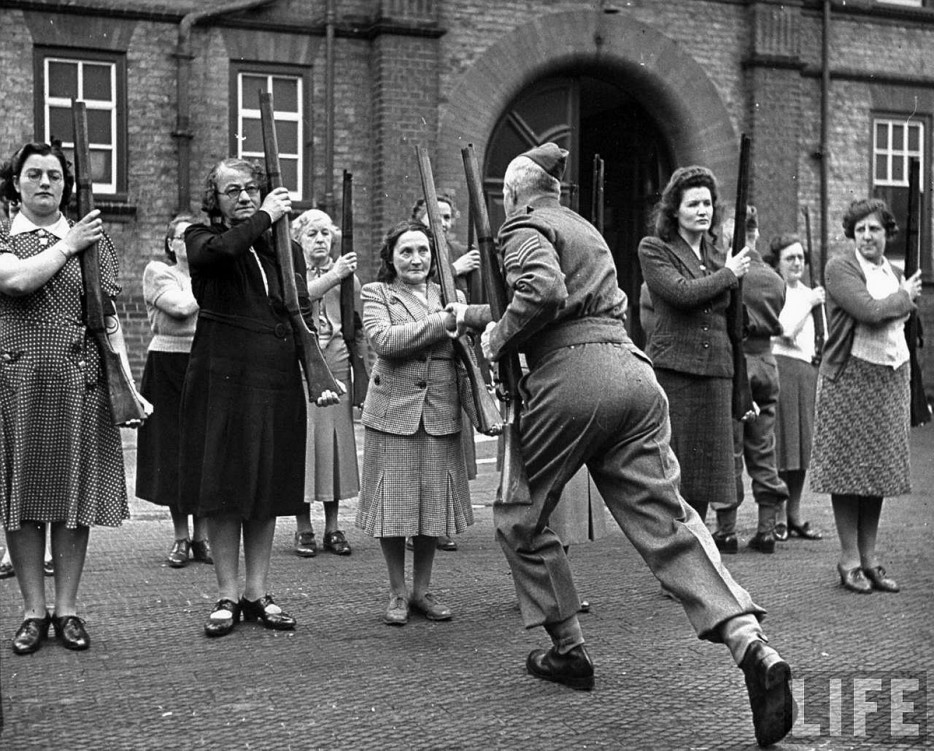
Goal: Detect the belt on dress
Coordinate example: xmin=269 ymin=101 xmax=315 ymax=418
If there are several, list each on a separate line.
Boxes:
xmin=198 ymin=310 xmax=293 ymax=339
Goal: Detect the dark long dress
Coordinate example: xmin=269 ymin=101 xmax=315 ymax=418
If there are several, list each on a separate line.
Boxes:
xmin=178 ymin=213 xmax=312 ymax=520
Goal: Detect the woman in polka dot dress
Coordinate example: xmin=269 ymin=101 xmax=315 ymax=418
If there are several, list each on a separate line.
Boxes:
xmin=0 ymin=141 xmax=147 ymax=655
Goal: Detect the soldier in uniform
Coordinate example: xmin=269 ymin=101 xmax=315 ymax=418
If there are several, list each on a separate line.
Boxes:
xmin=453 ymin=143 xmax=794 ymax=748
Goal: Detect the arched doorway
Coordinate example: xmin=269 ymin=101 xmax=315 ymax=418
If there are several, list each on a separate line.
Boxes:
xmin=484 ymin=73 xmax=673 ymax=346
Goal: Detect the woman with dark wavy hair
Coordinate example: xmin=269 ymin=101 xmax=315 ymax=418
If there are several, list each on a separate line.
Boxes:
xmin=0 ymin=141 xmax=147 ymax=654
xmin=355 ymin=220 xmax=474 ymax=626
xmin=809 ymin=198 xmax=921 ymax=594
xmin=179 ymin=157 xmax=339 ymax=637
xmin=637 ymin=166 xmax=751 ymax=545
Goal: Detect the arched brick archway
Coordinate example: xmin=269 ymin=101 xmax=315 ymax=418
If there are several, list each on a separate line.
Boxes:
xmin=435 ymin=9 xmax=738 ymax=202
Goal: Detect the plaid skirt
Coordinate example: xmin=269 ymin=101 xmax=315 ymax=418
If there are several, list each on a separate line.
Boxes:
xmin=809 ymin=357 xmax=910 ymax=496
xmin=356 ymin=425 xmax=473 ymax=538
xmin=774 ymin=355 xmax=818 ymax=473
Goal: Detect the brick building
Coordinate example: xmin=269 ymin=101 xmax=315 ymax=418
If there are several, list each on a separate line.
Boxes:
xmin=0 ymin=0 xmax=932 ymax=378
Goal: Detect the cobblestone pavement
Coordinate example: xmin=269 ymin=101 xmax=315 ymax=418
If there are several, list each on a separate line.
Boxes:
xmin=1 ymin=423 xmax=931 ymax=750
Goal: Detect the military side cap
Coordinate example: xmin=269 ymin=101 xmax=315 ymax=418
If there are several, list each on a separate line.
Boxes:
xmin=521 ymin=142 xmax=568 ymax=180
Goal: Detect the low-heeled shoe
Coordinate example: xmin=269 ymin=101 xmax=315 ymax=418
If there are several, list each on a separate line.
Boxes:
xmin=293 ymin=531 xmax=318 ymax=558
xmin=773 ymin=523 xmax=789 ymax=542
xmin=863 ymin=566 xmax=899 ymax=593
xmin=190 ymin=539 xmax=213 ymax=564
xmin=748 ymin=532 xmax=776 ymax=554
xmin=410 ymin=593 xmax=452 ymax=621
xmin=384 ymin=594 xmax=409 ymax=626
xmin=53 ymin=614 xmax=90 ymax=651
xmin=167 ymin=538 xmax=190 ymax=568
xmin=240 ymin=594 xmax=296 ymax=630
xmin=526 ymin=644 xmax=594 ymax=691
xmin=204 ymin=598 xmax=241 ymax=637
xmin=436 ymin=535 xmax=458 ymax=552
xmin=713 ymin=532 xmax=738 ymax=554
xmin=12 ymin=612 xmax=51 ymax=655
xmin=740 ymin=640 xmax=794 ymax=747
xmin=322 ymin=530 xmax=352 ymax=556
xmin=788 ymin=521 xmax=823 ymax=540
xmin=0 ymin=558 xmax=14 ymax=578
xmin=837 ymin=564 xmax=872 ymax=594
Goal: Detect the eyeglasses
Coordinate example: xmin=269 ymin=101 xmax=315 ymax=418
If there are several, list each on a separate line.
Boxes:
xmin=22 ymin=169 xmax=64 ymax=184
xmin=217 ymin=185 xmax=261 ymax=201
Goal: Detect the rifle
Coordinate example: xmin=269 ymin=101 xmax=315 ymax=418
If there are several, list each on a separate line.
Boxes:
xmin=905 ymin=158 xmax=930 ymax=426
xmin=462 ymin=143 xmax=532 ymax=505
xmin=259 ymin=92 xmax=341 ymax=399
xmin=414 ymin=145 xmax=503 ymax=437
xmin=727 ymin=134 xmax=755 ymax=421
xmin=71 ymin=101 xmax=147 ymax=426
xmin=465 ymin=201 xmax=492 ymax=387
xmin=339 ymin=170 xmax=369 ymax=407
xmin=802 ymin=207 xmax=825 ymax=364
xmin=591 ymin=154 xmax=605 ymax=235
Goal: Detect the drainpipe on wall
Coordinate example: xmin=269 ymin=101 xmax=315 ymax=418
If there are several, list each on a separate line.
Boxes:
xmin=322 ymin=0 xmax=336 ymax=216
xmin=174 ymin=0 xmax=279 ymax=214
xmin=819 ymin=0 xmax=831 ymax=272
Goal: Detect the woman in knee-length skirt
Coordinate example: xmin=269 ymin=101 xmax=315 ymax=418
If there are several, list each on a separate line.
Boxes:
xmin=356 ymin=221 xmax=474 ymax=626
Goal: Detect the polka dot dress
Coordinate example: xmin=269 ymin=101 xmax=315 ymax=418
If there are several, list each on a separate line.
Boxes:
xmin=0 ymin=220 xmax=129 ymax=530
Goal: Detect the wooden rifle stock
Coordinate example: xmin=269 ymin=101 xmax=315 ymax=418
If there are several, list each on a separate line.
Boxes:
xmin=462 ymin=144 xmax=531 ymax=505
xmin=803 ymin=207 xmax=825 ymax=364
xmin=465 ymin=202 xmax=492 ymax=387
xmin=259 ymin=93 xmax=341 ymax=400
xmin=339 ymin=171 xmax=369 ymax=407
xmin=72 ymin=101 xmax=147 ymax=426
xmin=414 ymin=146 xmax=503 ymax=437
xmin=905 ymin=158 xmax=930 ymax=426
xmin=727 ymin=134 xmax=755 ymax=421
xmin=591 ymin=154 xmax=605 ymax=236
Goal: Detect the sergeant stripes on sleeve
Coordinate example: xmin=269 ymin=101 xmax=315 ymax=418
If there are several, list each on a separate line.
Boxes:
xmin=504 ymin=232 xmax=541 ymax=269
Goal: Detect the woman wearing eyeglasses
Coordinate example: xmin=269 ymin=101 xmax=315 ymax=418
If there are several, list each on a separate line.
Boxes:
xmin=135 ymin=213 xmax=212 ymax=568
xmin=0 ymin=141 xmax=148 ymax=655
xmin=179 ymin=158 xmax=340 ymax=638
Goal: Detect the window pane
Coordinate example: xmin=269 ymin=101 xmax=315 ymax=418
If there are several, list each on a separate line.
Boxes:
xmin=241 ymin=75 xmax=267 ymax=106
xmin=48 ymin=61 xmax=78 ymax=99
xmin=892 ymin=157 xmax=904 ymax=183
xmin=280 ymin=158 xmax=298 ymax=192
xmin=83 ymin=64 xmax=112 ymax=102
xmin=87 ymin=109 xmax=112 ymax=145
xmin=875 ymin=122 xmax=888 ymax=149
xmin=892 ymin=124 xmax=904 ymax=149
xmin=276 ymin=120 xmax=298 ymax=153
xmin=48 ymin=107 xmax=74 ymax=144
xmin=908 ymin=124 xmax=920 ymax=152
xmin=272 ymin=77 xmax=298 ymax=112
xmin=875 ymin=154 xmax=887 ymax=182
xmin=240 ymin=118 xmax=263 ymax=155
xmin=90 ymin=149 xmax=111 ymax=184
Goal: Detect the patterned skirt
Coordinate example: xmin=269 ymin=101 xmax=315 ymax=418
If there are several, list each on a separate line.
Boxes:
xmin=356 ymin=425 xmax=473 ymax=538
xmin=305 ymin=339 xmax=359 ymax=504
xmin=809 ymin=357 xmax=910 ymax=497
xmin=654 ymin=369 xmax=734 ymax=508
xmin=774 ymin=355 xmax=818 ymax=473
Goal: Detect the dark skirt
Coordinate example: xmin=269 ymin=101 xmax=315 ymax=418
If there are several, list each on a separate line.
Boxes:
xmin=654 ymin=369 xmax=734 ymax=508
xmin=178 ymin=318 xmax=307 ymax=519
xmin=810 ymin=357 xmax=911 ymax=497
xmin=135 ymin=351 xmax=189 ymax=508
xmin=774 ymin=355 xmax=818 ymax=473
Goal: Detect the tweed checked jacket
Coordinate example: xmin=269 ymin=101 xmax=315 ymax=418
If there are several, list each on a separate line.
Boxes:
xmin=638 ymin=234 xmax=738 ymax=378
xmin=361 ymin=280 xmax=471 ymax=436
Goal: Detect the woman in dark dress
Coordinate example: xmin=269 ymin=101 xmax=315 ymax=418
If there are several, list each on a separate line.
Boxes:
xmin=637 ymin=167 xmax=750 ymax=548
xmin=180 ymin=158 xmax=339 ymax=637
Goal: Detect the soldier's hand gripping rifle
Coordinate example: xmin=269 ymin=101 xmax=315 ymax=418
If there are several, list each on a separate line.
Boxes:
xmin=260 ymin=92 xmax=341 ymax=400
xmin=462 ymin=144 xmax=531 ymax=505
xmin=727 ymin=134 xmax=756 ymax=421
xmin=803 ymin=207 xmax=826 ymax=365
xmin=72 ymin=101 xmax=148 ymax=426
xmin=340 ymin=171 xmax=369 ymax=408
xmin=905 ymin=158 xmax=930 ymax=426
xmin=414 ymin=146 xmax=503 ymax=437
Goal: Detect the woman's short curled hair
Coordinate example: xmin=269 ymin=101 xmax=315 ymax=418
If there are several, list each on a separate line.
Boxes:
xmin=200 ymin=158 xmax=266 ymax=219
xmin=653 ymin=166 xmax=719 ymax=242
xmin=0 ymin=141 xmax=74 ymax=210
xmin=164 ymin=213 xmax=197 ymax=263
xmin=841 ymin=198 xmax=898 ymax=240
xmin=291 ymin=208 xmax=339 ymax=244
xmin=410 ymin=194 xmax=458 ymax=224
xmin=765 ymin=233 xmax=804 ymax=270
xmin=376 ymin=220 xmax=435 ymax=283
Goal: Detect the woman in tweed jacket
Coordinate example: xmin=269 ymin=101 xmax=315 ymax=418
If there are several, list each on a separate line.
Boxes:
xmin=356 ymin=220 xmax=473 ymax=626
xmin=637 ymin=167 xmax=751 ymax=535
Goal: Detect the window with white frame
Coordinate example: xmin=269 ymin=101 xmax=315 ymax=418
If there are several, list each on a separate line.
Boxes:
xmin=874 ymin=118 xmax=924 ymax=187
xmin=41 ymin=54 xmax=121 ymax=195
xmin=235 ymin=70 xmax=306 ymax=202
